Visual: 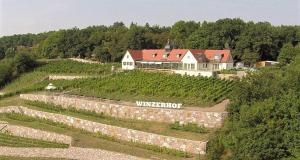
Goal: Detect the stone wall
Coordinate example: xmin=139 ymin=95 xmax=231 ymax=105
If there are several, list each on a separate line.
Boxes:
xmin=48 ymin=75 xmax=89 ymax=80
xmin=20 ymin=93 xmax=227 ymax=128
xmin=68 ymin=58 xmax=101 ymax=64
xmin=0 ymin=106 xmax=207 ymax=154
xmin=0 ymin=147 xmax=145 ymax=160
xmin=0 ymin=122 xmax=72 ymax=145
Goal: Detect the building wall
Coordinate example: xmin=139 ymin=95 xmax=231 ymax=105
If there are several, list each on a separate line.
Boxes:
xmin=20 ymin=94 xmax=227 ymax=128
xmin=180 ymin=51 xmax=198 ymax=70
xmin=121 ymin=51 xmax=135 ymax=70
xmin=0 ymin=106 xmax=207 ymax=154
xmin=219 ymin=63 xmax=234 ymax=70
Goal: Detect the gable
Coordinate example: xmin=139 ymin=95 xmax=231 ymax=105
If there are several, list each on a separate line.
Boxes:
xmin=181 ymin=50 xmax=198 ymax=63
xmin=122 ymin=51 xmax=134 ymax=62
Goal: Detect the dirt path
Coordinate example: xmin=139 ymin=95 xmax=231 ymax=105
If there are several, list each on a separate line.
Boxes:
xmin=0 ymin=147 xmax=146 ymax=160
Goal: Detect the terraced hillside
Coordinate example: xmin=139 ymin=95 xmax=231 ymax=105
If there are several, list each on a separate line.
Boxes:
xmin=0 ymin=60 xmax=233 ymax=159
xmin=1 ymin=60 xmax=235 ymax=106
xmin=0 ymin=97 xmax=209 ymax=159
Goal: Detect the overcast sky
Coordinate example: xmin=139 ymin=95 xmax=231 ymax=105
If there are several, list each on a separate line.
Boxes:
xmin=0 ymin=0 xmax=299 ymax=36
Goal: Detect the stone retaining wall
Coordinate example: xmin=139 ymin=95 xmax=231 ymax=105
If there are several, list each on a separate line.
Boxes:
xmin=69 ymin=58 xmax=101 ymax=64
xmin=0 ymin=147 xmax=145 ymax=160
xmin=0 ymin=106 xmax=207 ymax=154
xmin=48 ymin=75 xmax=90 ymax=80
xmin=20 ymin=93 xmax=227 ymax=128
xmin=0 ymin=122 xmax=72 ymax=145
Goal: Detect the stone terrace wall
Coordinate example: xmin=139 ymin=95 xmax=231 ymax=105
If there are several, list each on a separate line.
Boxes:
xmin=48 ymin=75 xmax=89 ymax=80
xmin=20 ymin=93 xmax=227 ymax=128
xmin=0 ymin=147 xmax=145 ymax=160
xmin=0 ymin=123 xmax=72 ymax=145
xmin=0 ymin=106 xmax=207 ymax=154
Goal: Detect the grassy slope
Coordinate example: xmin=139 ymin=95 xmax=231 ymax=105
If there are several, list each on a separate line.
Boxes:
xmin=0 ymin=113 xmax=197 ymax=160
xmin=0 ymin=60 xmax=117 ymax=95
xmin=0 ymin=133 xmax=68 ymax=148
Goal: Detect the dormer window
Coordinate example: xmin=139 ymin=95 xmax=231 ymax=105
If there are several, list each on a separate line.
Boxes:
xmin=152 ymin=53 xmax=157 ymax=58
xmin=163 ymin=53 xmax=169 ymax=58
xmin=214 ymin=54 xmax=223 ymax=61
xmin=176 ymin=54 xmax=181 ymax=58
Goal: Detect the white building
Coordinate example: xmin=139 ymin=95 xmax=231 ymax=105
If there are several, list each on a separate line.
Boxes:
xmin=122 ymin=43 xmax=234 ymax=77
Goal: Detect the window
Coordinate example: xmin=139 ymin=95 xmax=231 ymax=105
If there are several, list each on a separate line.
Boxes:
xmin=203 ymin=63 xmax=207 ymax=68
xmin=213 ymin=64 xmax=219 ymax=70
xmin=176 ymin=54 xmax=181 ymax=58
xmin=184 ymin=63 xmax=188 ymax=70
xmin=129 ymin=62 xmax=133 ymax=66
xmin=127 ymin=55 xmax=129 ymax=58
xmin=123 ymin=62 xmax=126 ymax=65
xmin=191 ymin=64 xmax=195 ymax=70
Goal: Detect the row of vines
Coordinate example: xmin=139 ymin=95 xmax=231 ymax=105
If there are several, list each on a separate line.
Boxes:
xmin=49 ymin=71 xmax=236 ymax=106
xmin=35 ymin=60 xmax=120 ymax=75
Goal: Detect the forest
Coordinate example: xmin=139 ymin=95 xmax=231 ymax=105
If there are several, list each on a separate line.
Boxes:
xmin=0 ymin=18 xmax=299 ymax=64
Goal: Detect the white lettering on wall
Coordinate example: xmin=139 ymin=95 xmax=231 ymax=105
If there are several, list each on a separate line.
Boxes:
xmin=136 ymin=101 xmax=182 ymax=109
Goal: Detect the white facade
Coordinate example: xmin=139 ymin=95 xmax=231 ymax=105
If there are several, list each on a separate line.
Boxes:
xmin=181 ymin=51 xmax=198 ymax=71
xmin=121 ymin=49 xmax=234 ymax=77
xmin=121 ymin=51 xmax=135 ymax=70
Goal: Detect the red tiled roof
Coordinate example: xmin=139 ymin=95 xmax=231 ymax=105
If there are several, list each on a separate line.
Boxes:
xmin=127 ymin=49 xmax=232 ymax=63
xmin=127 ymin=50 xmax=143 ymax=60
xmin=190 ymin=49 xmax=232 ymax=63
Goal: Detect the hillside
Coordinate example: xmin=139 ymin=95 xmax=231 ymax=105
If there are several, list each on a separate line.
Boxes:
xmin=1 ymin=60 xmax=234 ymax=107
xmin=0 ymin=59 xmax=234 ymax=159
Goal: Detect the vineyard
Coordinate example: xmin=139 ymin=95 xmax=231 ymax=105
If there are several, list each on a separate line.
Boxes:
xmin=0 ymin=60 xmax=119 ymax=95
xmin=0 ymin=132 xmax=68 ymax=148
xmin=49 ymin=71 xmax=235 ymax=106
xmin=35 ymin=60 xmax=120 ymax=75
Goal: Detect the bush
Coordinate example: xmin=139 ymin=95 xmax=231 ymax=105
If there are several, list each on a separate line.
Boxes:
xmin=14 ymin=52 xmax=37 ymax=74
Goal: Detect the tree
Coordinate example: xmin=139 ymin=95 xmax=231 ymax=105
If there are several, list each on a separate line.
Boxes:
xmin=207 ymin=54 xmax=300 ymax=160
xmin=5 ymin=47 xmax=16 ymax=58
xmin=170 ymin=21 xmax=200 ymax=48
xmin=127 ymin=23 xmax=146 ymax=50
xmin=93 ymin=46 xmax=111 ymax=62
xmin=277 ymin=43 xmax=297 ymax=65
xmin=0 ymin=47 xmax=5 ymax=60
xmin=241 ymin=49 xmax=260 ymax=67
xmin=13 ymin=52 xmax=37 ymax=74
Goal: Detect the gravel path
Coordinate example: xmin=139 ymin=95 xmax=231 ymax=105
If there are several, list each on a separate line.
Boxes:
xmin=0 ymin=147 xmax=147 ymax=160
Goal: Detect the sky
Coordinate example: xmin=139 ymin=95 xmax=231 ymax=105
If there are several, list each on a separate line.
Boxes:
xmin=0 ymin=0 xmax=300 ymax=36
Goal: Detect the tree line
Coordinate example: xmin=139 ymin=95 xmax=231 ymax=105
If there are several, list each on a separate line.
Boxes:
xmin=206 ymin=49 xmax=300 ymax=160
xmin=0 ymin=18 xmax=299 ymax=64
